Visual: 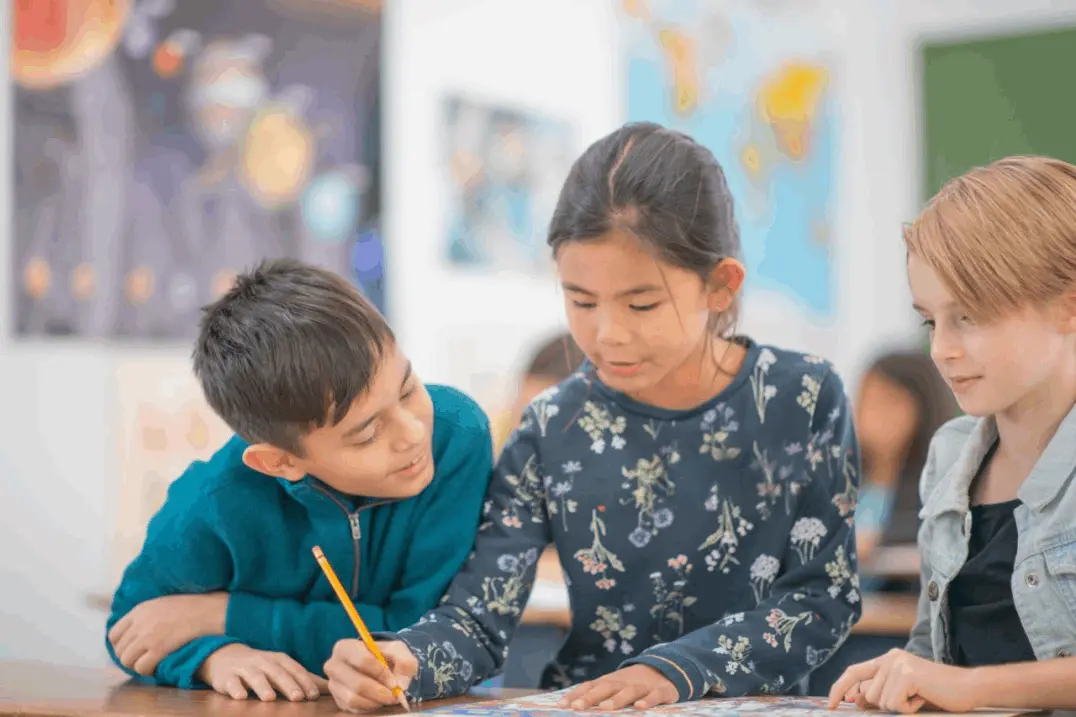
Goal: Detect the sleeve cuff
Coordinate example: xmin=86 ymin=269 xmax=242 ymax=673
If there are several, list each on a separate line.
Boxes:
xmin=225 ymin=592 xmax=275 ymax=652
xmin=622 ymin=649 xmax=705 ymax=702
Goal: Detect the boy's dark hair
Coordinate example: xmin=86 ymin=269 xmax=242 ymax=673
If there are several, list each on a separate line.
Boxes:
xmin=192 ymin=259 xmax=394 ymax=455
xmin=525 ymin=332 xmax=586 ymax=381
xmin=546 ymin=121 xmax=742 ymax=336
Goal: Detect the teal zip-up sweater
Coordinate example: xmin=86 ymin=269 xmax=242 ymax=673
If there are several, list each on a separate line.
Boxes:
xmin=106 ymin=384 xmax=492 ymax=689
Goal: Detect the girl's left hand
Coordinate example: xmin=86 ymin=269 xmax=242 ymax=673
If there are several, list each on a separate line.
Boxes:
xmin=827 ymin=649 xmax=977 ymax=714
xmin=558 ymin=664 xmax=680 ymax=711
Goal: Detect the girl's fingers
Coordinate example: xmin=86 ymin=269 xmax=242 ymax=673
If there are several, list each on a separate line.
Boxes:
xmin=569 ymin=680 xmax=623 ymax=710
xmin=323 ymin=660 xmax=398 ymax=707
xmin=329 ymin=681 xmax=384 ymax=714
xmin=596 ymin=684 xmax=646 ymax=711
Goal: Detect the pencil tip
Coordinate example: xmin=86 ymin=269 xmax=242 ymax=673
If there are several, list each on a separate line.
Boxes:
xmin=397 ymin=693 xmax=411 ymax=712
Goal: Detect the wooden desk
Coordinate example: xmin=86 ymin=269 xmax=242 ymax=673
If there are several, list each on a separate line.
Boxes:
xmin=0 ymin=661 xmax=538 ymax=717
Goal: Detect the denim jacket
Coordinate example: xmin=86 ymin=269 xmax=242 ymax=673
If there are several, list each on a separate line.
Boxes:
xmin=906 ymin=408 xmax=1076 ymax=664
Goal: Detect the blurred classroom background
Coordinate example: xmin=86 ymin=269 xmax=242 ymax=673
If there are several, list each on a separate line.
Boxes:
xmin=3 ymin=0 xmax=1076 ymax=693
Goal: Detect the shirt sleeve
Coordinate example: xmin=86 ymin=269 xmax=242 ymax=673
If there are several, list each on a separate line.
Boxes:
xmin=375 ymin=407 xmax=553 ymax=702
xmin=106 ymin=498 xmax=243 ymax=688
xmin=621 ymin=367 xmax=863 ymax=699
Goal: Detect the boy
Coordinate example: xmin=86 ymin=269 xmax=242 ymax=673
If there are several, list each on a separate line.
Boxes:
xmin=105 ymin=259 xmax=493 ymax=702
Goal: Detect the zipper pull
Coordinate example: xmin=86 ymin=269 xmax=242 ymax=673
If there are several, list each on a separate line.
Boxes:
xmin=349 ymin=513 xmax=361 ymax=540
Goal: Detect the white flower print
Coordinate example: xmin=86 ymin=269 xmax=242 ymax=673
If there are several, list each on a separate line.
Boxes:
xmin=533 ymin=400 xmax=560 ymax=436
xmin=473 ymin=548 xmax=540 ymax=616
xmin=547 ymin=471 xmax=579 ymax=531
xmin=765 ymin=607 xmax=815 ymax=652
xmin=797 ymin=373 xmax=821 ymax=420
xmin=752 ymin=441 xmax=782 ymax=520
xmin=577 ymin=401 xmax=627 ymax=454
xmin=749 ymin=554 xmax=781 ymax=603
xmin=714 ymin=635 xmax=756 ymax=677
xmin=591 ymin=605 xmax=637 ymax=655
xmin=698 ymin=486 xmax=754 ymax=573
xmin=649 ymin=555 xmax=698 ymax=640
xmin=620 ymin=455 xmax=677 ymax=543
xmin=790 ymin=517 xmax=828 ymax=563
xmin=825 ymin=545 xmax=861 ymax=603
xmin=700 ymin=404 xmax=741 ymax=461
xmin=750 ymin=349 xmax=779 ymax=423
xmin=574 ymin=509 xmax=625 ymax=589
xmin=501 ymin=454 xmax=546 ymax=528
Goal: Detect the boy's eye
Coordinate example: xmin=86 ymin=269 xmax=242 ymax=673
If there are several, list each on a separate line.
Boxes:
xmin=630 ymin=303 xmax=660 ymax=312
xmin=356 ymin=431 xmax=378 ymax=446
xmin=571 ymin=300 xmax=596 ymax=309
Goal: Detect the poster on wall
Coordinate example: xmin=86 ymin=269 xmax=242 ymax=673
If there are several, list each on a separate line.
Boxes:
xmin=12 ymin=0 xmax=385 ymax=340
xmin=112 ymin=358 xmax=233 ymax=584
xmin=620 ymin=0 xmax=837 ymax=327
xmin=441 ymin=95 xmax=575 ymax=274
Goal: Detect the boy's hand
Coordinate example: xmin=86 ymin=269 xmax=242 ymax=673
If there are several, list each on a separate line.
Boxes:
xmin=557 ymin=664 xmax=679 ymax=711
xmin=827 ymin=649 xmax=975 ymax=714
xmin=198 ymin=644 xmax=327 ymax=701
xmin=108 ymin=592 xmax=229 ymax=676
xmin=324 ymin=639 xmax=417 ymax=713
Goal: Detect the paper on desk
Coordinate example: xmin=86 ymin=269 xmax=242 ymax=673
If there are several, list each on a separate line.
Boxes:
xmin=423 ymin=690 xmax=1040 ymax=717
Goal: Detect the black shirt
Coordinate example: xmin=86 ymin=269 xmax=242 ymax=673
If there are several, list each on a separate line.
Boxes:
xmin=948 ymin=497 xmax=1037 ymax=666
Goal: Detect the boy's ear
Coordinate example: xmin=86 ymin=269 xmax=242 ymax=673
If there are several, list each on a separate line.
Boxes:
xmin=707 ymin=258 xmax=745 ymax=313
xmin=242 ymin=443 xmax=306 ymax=481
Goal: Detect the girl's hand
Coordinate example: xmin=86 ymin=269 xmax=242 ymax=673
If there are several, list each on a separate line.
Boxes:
xmin=557 ymin=664 xmax=679 ymax=711
xmin=324 ymin=639 xmax=417 ymax=713
xmin=827 ymin=649 xmax=977 ymax=714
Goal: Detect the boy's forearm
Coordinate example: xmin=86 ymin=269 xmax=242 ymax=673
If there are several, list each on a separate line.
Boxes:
xmin=226 ymin=592 xmax=386 ymax=675
xmin=970 ymin=657 xmax=1076 ymax=710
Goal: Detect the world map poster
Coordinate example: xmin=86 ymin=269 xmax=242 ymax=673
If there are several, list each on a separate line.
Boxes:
xmin=621 ymin=0 xmax=837 ymax=321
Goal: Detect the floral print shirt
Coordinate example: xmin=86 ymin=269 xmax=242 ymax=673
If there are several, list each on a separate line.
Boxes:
xmin=387 ymin=340 xmax=862 ymax=703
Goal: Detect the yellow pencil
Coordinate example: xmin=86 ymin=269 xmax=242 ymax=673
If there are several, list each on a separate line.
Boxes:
xmin=312 ymin=546 xmax=411 ymax=712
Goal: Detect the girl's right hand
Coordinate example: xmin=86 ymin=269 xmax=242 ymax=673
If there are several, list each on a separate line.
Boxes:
xmin=324 ymin=639 xmax=418 ymax=713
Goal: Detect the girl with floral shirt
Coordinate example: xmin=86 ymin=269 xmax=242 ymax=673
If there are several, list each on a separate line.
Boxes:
xmin=324 ymin=122 xmax=862 ymax=713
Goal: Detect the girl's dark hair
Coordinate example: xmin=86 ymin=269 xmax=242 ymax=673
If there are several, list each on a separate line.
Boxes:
xmin=867 ymin=350 xmax=959 ymax=546
xmin=546 ymin=122 xmax=742 ymax=335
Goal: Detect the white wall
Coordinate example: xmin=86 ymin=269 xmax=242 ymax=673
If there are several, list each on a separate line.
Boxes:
xmin=382 ymin=0 xmax=623 ymax=408
xmin=5 ymin=0 xmax=1076 ymax=667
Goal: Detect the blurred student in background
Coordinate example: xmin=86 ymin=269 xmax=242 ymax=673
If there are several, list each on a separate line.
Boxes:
xmin=854 ymin=350 xmax=958 ymax=569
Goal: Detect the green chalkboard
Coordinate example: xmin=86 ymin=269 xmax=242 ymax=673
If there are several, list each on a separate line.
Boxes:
xmin=921 ymin=25 xmax=1076 ymax=202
